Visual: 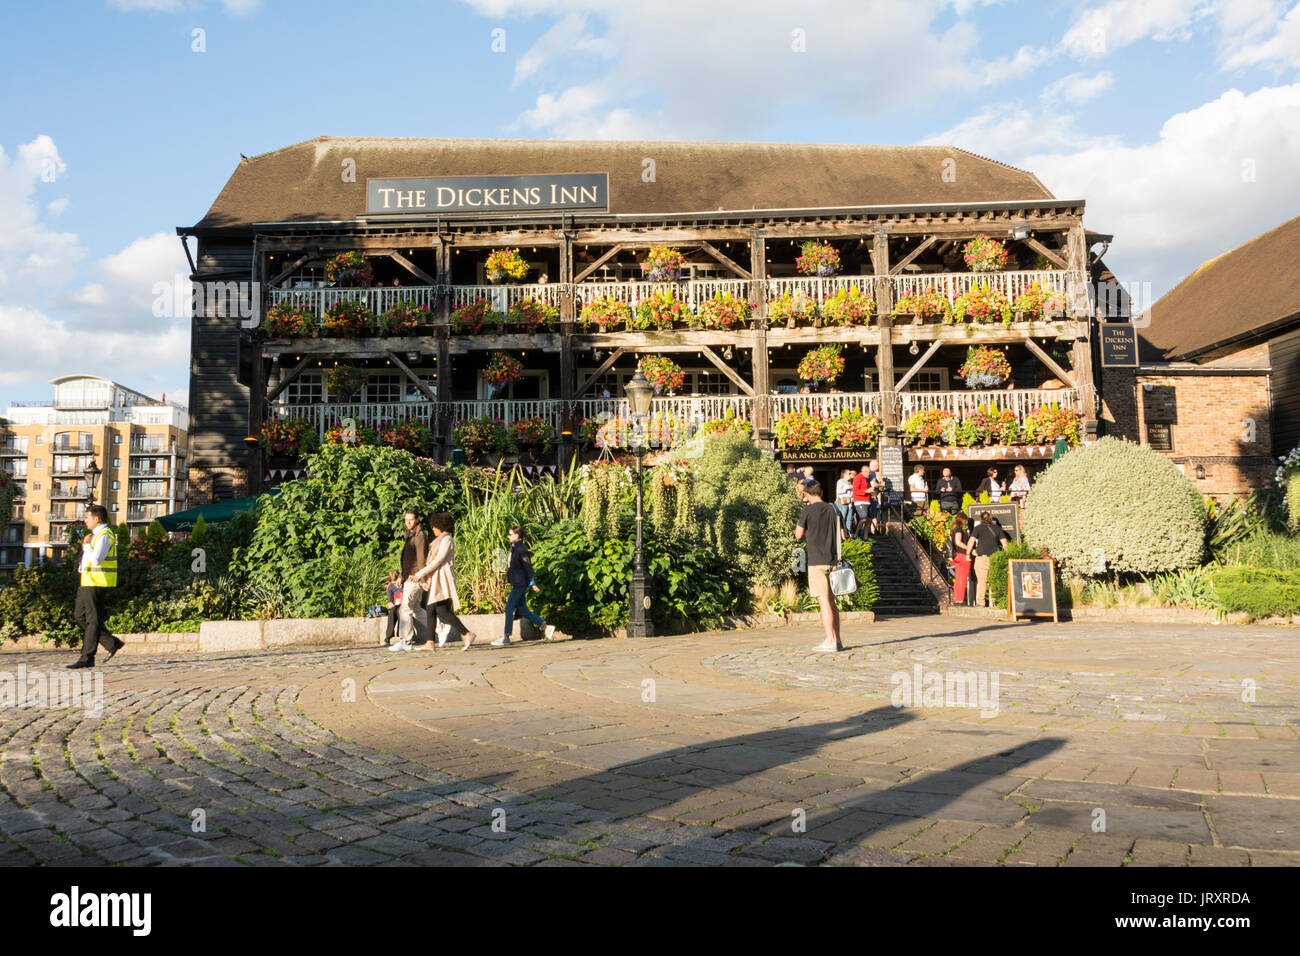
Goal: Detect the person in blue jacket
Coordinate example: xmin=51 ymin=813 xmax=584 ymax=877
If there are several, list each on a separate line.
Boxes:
xmin=493 ymin=526 xmax=557 ymax=646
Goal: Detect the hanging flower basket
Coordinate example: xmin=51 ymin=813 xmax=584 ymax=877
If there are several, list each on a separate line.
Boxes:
xmin=379 ymin=419 xmax=433 ymax=455
xmin=485 ymin=249 xmax=529 ymax=284
xmin=483 ymin=353 xmax=525 ymax=388
xmin=324 ymin=421 xmax=378 ymax=446
xmin=891 ymin=287 xmax=952 ymax=324
xmin=1023 ymin=403 xmax=1081 ymax=445
xmin=774 ymin=410 xmax=826 ymax=449
xmin=325 ymin=251 xmax=374 ymax=287
xmin=825 ymin=410 xmax=881 ymax=449
xmin=261 ymin=302 xmax=316 ymax=338
xmin=454 ymin=417 xmax=508 ymax=460
xmin=962 ymin=235 xmax=1010 ymax=273
xmin=957 ymin=405 xmax=1019 ymax=446
xmin=380 ymin=301 xmax=430 ymax=335
xmin=697 ymin=292 xmax=750 ymax=330
xmin=797 ymin=344 xmax=845 ymax=383
xmin=510 ymin=415 xmax=555 ymax=451
xmin=643 ymin=246 xmax=687 ymax=282
xmin=953 ymin=284 xmax=1013 ymax=326
xmin=903 ymin=409 xmax=956 ymax=446
xmin=638 ymin=355 xmax=685 ymax=395
xmin=326 ymin=365 xmax=367 ymax=400
xmin=796 ymin=241 xmax=840 ymax=277
xmin=820 ymin=287 xmax=876 ymax=326
xmin=579 ymin=296 xmax=631 ymax=332
xmin=507 ymin=297 xmax=559 ymax=331
xmin=957 ymin=346 xmax=1013 ymax=390
xmin=767 ymin=291 xmax=818 ymax=327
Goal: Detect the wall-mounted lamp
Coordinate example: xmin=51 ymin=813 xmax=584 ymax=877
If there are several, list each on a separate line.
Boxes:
xmin=1195 ymin=464 xmax=1206 ymax=480
xmin=722 ymin=346 xmax=733 ymax=360
xmin=909 ymin=341 xmax=919 ymax=355
xmin=1011 ymin=224 xmax=1030 ymax=240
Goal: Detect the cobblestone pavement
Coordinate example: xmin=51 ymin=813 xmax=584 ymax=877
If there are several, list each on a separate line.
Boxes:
xmin=2 ymin=617 xmax=1298 ymax=867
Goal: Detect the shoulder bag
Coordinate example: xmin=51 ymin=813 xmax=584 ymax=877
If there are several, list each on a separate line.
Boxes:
xmin=829 ymin=515 xmax=858 ymax=597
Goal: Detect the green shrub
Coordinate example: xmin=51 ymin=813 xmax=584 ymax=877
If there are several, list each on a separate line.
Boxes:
xmin=1209 ymin=566 xmax=1300 ymax=620
xmin=0 ymin=563 xmax=80 ymax=645
xmin=988 ymin=541 xmax=1044 ymax=609
xmin=835 ymin=538 xmax=878 ymax=611
xmin=1022 ymin=436 xmax=1206 ymax=577
xmin=1144 ymin=566 xmax=1216 ymax=608
xmin=1287 ymin=472 xmax=1300 ymax=534
xmin=1217 ymin=532 xmax=1300 ymax=571
xmin=685 ymin=435 xmax=801 ymax=589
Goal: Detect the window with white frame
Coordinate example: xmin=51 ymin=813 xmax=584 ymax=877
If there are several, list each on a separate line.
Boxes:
xmin=865 ymin=370 xmax=950 ymax=392
xmin=285 ymin=371 xmax=324 ymax=405
xmin=577 ymin=369 xmax=629 ymax=400
xmin=689 ymin=370 xmax=737 ymax=396
xmin=365 ymin=374 xmax=402 ymax=404
xmin=403 ymin=376 xmax=437 ymax=402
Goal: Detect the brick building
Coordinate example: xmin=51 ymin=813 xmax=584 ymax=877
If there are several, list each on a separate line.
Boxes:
xmin=1100 ymin=214 xmax=1300 ymax=497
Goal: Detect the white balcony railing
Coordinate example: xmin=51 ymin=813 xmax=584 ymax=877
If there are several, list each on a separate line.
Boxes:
xmin=448 ymin=283 xmax=564 ymax=311
xmin=573 ymin=278 xmax=752 ymax=312
xmin=765 ymin=276 xmax=877 ymax=304
xmin=770 ymin=392 xmax=884 ymax=420
xmin=898 ymin=388 xmax=1080 ymax=424
xmin=267 ymin=285 xmax=441 ymax=319
xmin=890 ymin=269 xmax=1077 ymax=304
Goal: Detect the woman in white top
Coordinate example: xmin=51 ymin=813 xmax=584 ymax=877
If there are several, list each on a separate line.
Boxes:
xmin=907 ymin=465 xmax=928 ymax=512
xmin=834 ymin=469 xmax=855 ymax=533
xmin=1008 ymin=464 xmax=1031 ymax=506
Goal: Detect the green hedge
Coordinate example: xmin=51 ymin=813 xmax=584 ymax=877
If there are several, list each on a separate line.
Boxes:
xmin=988 ymin=541 xmax=1044 ymax=609
xmin=1209 ymin=566 xmax=1300 ymax=620
xmin=836 ymin=538 xmax=878 ymax=611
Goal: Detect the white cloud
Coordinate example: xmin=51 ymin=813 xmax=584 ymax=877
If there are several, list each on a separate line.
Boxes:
xmin=922 ymin=105 xmax=1119 ymax=157
xmin=0 ymin=137 xmax=82 ymax=296
xmin=1060 ymin=0 xmax=1212 ymax=59
xmin=1042 ymin=71 xmax=1116 ymax=104
xmin=1222 ymin=1 xmax=1300 ymax=69
xmin=221 ymin=0 xmax=261 ymax=13
xmin=107 ymin=0 xmax=184 ymax=10
xmin=47 ymin=197 xmax=69 ymax=216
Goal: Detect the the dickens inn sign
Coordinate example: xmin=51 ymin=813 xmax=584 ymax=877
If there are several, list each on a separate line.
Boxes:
xmin=367 ymin=174 xmax=608 ymax=215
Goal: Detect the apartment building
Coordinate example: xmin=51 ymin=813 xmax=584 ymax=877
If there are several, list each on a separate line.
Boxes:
xmin=1 ymin=375 xmax=189 ymax=572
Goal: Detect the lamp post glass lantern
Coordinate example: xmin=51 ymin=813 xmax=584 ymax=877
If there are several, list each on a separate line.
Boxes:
xmin=625 ymin=373 xmax=654 ymax=637
xmin=84 ymin=458 xmax=101 ymax=506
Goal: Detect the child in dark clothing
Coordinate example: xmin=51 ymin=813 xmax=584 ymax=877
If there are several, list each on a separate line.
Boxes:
xmin=493 ymin=526 xmax=556 ymax=646
xmin=384 ymin=571 xmax=402 ymax=646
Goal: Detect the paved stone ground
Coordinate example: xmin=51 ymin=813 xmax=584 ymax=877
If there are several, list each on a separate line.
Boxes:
xmin=1 ymin=617 xmax=1297 ymax=867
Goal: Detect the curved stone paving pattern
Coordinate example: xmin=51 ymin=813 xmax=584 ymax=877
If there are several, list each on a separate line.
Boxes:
xmin=1 ymin=618 xmax=1298 ymax=867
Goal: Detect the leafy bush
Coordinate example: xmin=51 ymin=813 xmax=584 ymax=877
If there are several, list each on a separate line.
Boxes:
xmin=835 ymin=538 xmax=878 ymax=611
xmin=988 ymin=541 xmax=1043 ymax=609
xmin=685 ymin=435 xmax=801 ymax=590
xmin=1216 ymin=532 xmax=1300 ymax=571
xmin=0 ymin=563 xmax=80 ymax=645
xmin=1144 ymin=566 xmax=1216 ymax=608
xmin=1023 ymin=437 xmax=1206 ymax=577
xmin=1209 ymin=566 xmax=1300 ymax=620
xmin=1287 ymin=472 xmax=1300 ymax=535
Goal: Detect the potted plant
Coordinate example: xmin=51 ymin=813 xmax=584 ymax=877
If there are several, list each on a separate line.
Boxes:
xmin=961 ymin=404 xmax=1018 ymax=446
xmin=797 ymin=344 xmax=845 ymax=385
xmin=379 ymin=419 xmax=432 ymax=455
xmin=380 ymin=301 xmax=429 ymax=335
xmin=902 ymin=408 xmax=956 ymax=446
xmin=1014 ymin=282 xmax=1067 ymax=321
xmin=260 ymin=418 xmax=319 ymax=465
xmin=326 ymin=365 xmax=367 ymax=401
xmin=483 ymin=353 xmax=525 ymax=396
xmin=638 ymin=355 xmax=685 ymax=395
xmin=774 ymin=410 xmax=826 ymax=449
xmin=451 ymin=298 xmax=503 ymax=334
xmin=1023 ymin=404 xmax=1081 ymax=445
xmin=322 ymin=300 xmax=376 ymax=337
xmin=262 ymin=302 xmax=316 ymax=338
xmin=510 ymin=415 xmax=555 ymax=455
xmin=767 ymin=291 xmax=818 ymax=328
xmin=962 ymin=235 xmax=1010 ymax=273
xmin=579 ymin=296 xmax=631 ymax=332
xmin=796 ymin=241 xmax=840 ymax=277
xmin=643 ymin=246 xmax=687 ymax=282
xmin=485 ymin=248 xmax=529 ymax=284
xmin=957 ymin=346 xmax=1013 ymax=389
xmin=697 ymin=292 xmax=750 ymax=330
xmin=325 ymin=251 xmax=374 ymax=287
xmin=891 ymin=287 xmax=952 ymax=324
xmin=953 ymin=283 xmax=1013 ymax=325
xmin=453 ymin=416 xmax=508 ymax=461
xmin=825 ymin=410 xmax=881 ymax=449
xmin=633 ymin=290 xmax=690 ymax=330
xmin=507 ymin=297 xmax=559 ymax=332
xmin=820 ymin=287 xmax=876 ymax=326
xmin=699 ymin=410 xmax=753 ymax=437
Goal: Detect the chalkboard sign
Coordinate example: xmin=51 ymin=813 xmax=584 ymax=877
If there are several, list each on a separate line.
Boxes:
xmin=1100 ymin=324 xmax=1138 ymax=367
xmin=880 ymin=444 xmax=905 ymax=492
xmin=1008 ymin=558 xmax=1058 ymax=623
xmin=966 ymin=501 xmax=1021 ymax=542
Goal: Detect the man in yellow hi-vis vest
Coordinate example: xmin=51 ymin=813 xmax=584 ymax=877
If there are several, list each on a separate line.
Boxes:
xmin=69 ymin=505 xmax=125 ymax=669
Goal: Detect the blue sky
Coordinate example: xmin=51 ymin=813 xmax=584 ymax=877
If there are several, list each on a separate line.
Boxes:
xmin=2 ymin=0 xmax=1298 ymax=406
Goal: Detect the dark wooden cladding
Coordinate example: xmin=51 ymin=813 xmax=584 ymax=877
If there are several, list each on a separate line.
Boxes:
xmin=187 ymin=239 xmax=253 ymax=470
xmin=1269 ymin=325 xmax=1300 ymax=456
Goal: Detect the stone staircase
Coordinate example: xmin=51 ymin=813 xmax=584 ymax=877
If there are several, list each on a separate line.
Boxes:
xmin=868 ymin=530 xmax=940 ymax=616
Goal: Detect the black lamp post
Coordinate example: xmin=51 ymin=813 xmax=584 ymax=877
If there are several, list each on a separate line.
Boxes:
xmin=83 ymin=458 xmax=101 ymax=507
xmin=625 ymin=369 xmax=654 ymax=637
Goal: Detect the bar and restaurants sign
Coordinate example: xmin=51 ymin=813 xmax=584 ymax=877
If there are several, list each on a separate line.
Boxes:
xmin=367 ymin=174 xmax=608 ymax=215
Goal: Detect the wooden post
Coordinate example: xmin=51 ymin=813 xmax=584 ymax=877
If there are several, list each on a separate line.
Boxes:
xmin=246 ymin=334 xmax=265 ymax=495
xmin=749 ymin=234 xmax=770 ymax=438
xmin=1066 ymin=223 xmax=1098 ymax=422
xmin=873 ymin=230 xmax=897 ymax=428
xmin=558 ymin=229 xmax=577 ymax=464
xmin=434 ymin=238 xmax=452 ymax=461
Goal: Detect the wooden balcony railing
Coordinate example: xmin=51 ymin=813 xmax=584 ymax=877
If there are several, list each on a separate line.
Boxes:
xmin=898 ymin=388 xmax=1081 ymax=424
xmin=891 ymin=269 xmax=1077 ymax=304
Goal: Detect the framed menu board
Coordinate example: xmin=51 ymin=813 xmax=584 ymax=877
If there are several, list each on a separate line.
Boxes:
xmin=1008 ymin=558 xmax=1058 ymax=623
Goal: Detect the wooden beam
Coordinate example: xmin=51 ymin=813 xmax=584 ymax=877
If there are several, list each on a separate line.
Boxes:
xmin=1021 ymin=236 xmax=1067 ymax=270
xmin=389 ymin=251 xmax=437 ymax=285
xmin=386 ymin=350 xmax=437 ymax=402
xmin=699 ymin=345 xmax=754 ymax=396
xmin=574 ymin=348 xmax=627 ymax=398
xmin=265 ymin=355 xmax=311 ymax=403
xmin=698 ymin=240 xmax=752 ymax=279
xmin=573 ymin=243 xmax=628 ymax=283
xmin=1025 ymin=337 xmax=1076 ymax=387
xmin=888 ymin=235 xmax=938 ymax=275
xmin=893 ymin=340 xmax=942 ymax=393
xmin=267 ymin=250 xmax=316 ymax=288
xmin=750 ymin=235 xmax=770 ymax=432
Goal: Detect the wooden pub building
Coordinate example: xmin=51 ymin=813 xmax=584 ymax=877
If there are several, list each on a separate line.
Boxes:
xmin=178 ymin=137 xmax=1113 ymax=504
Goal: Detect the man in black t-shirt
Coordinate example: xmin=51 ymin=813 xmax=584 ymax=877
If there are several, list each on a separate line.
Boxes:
xmin=795 ymin=480 xmax=847 ymax=653
xmin=971 ymin=510 xmax=1006 ymax=608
